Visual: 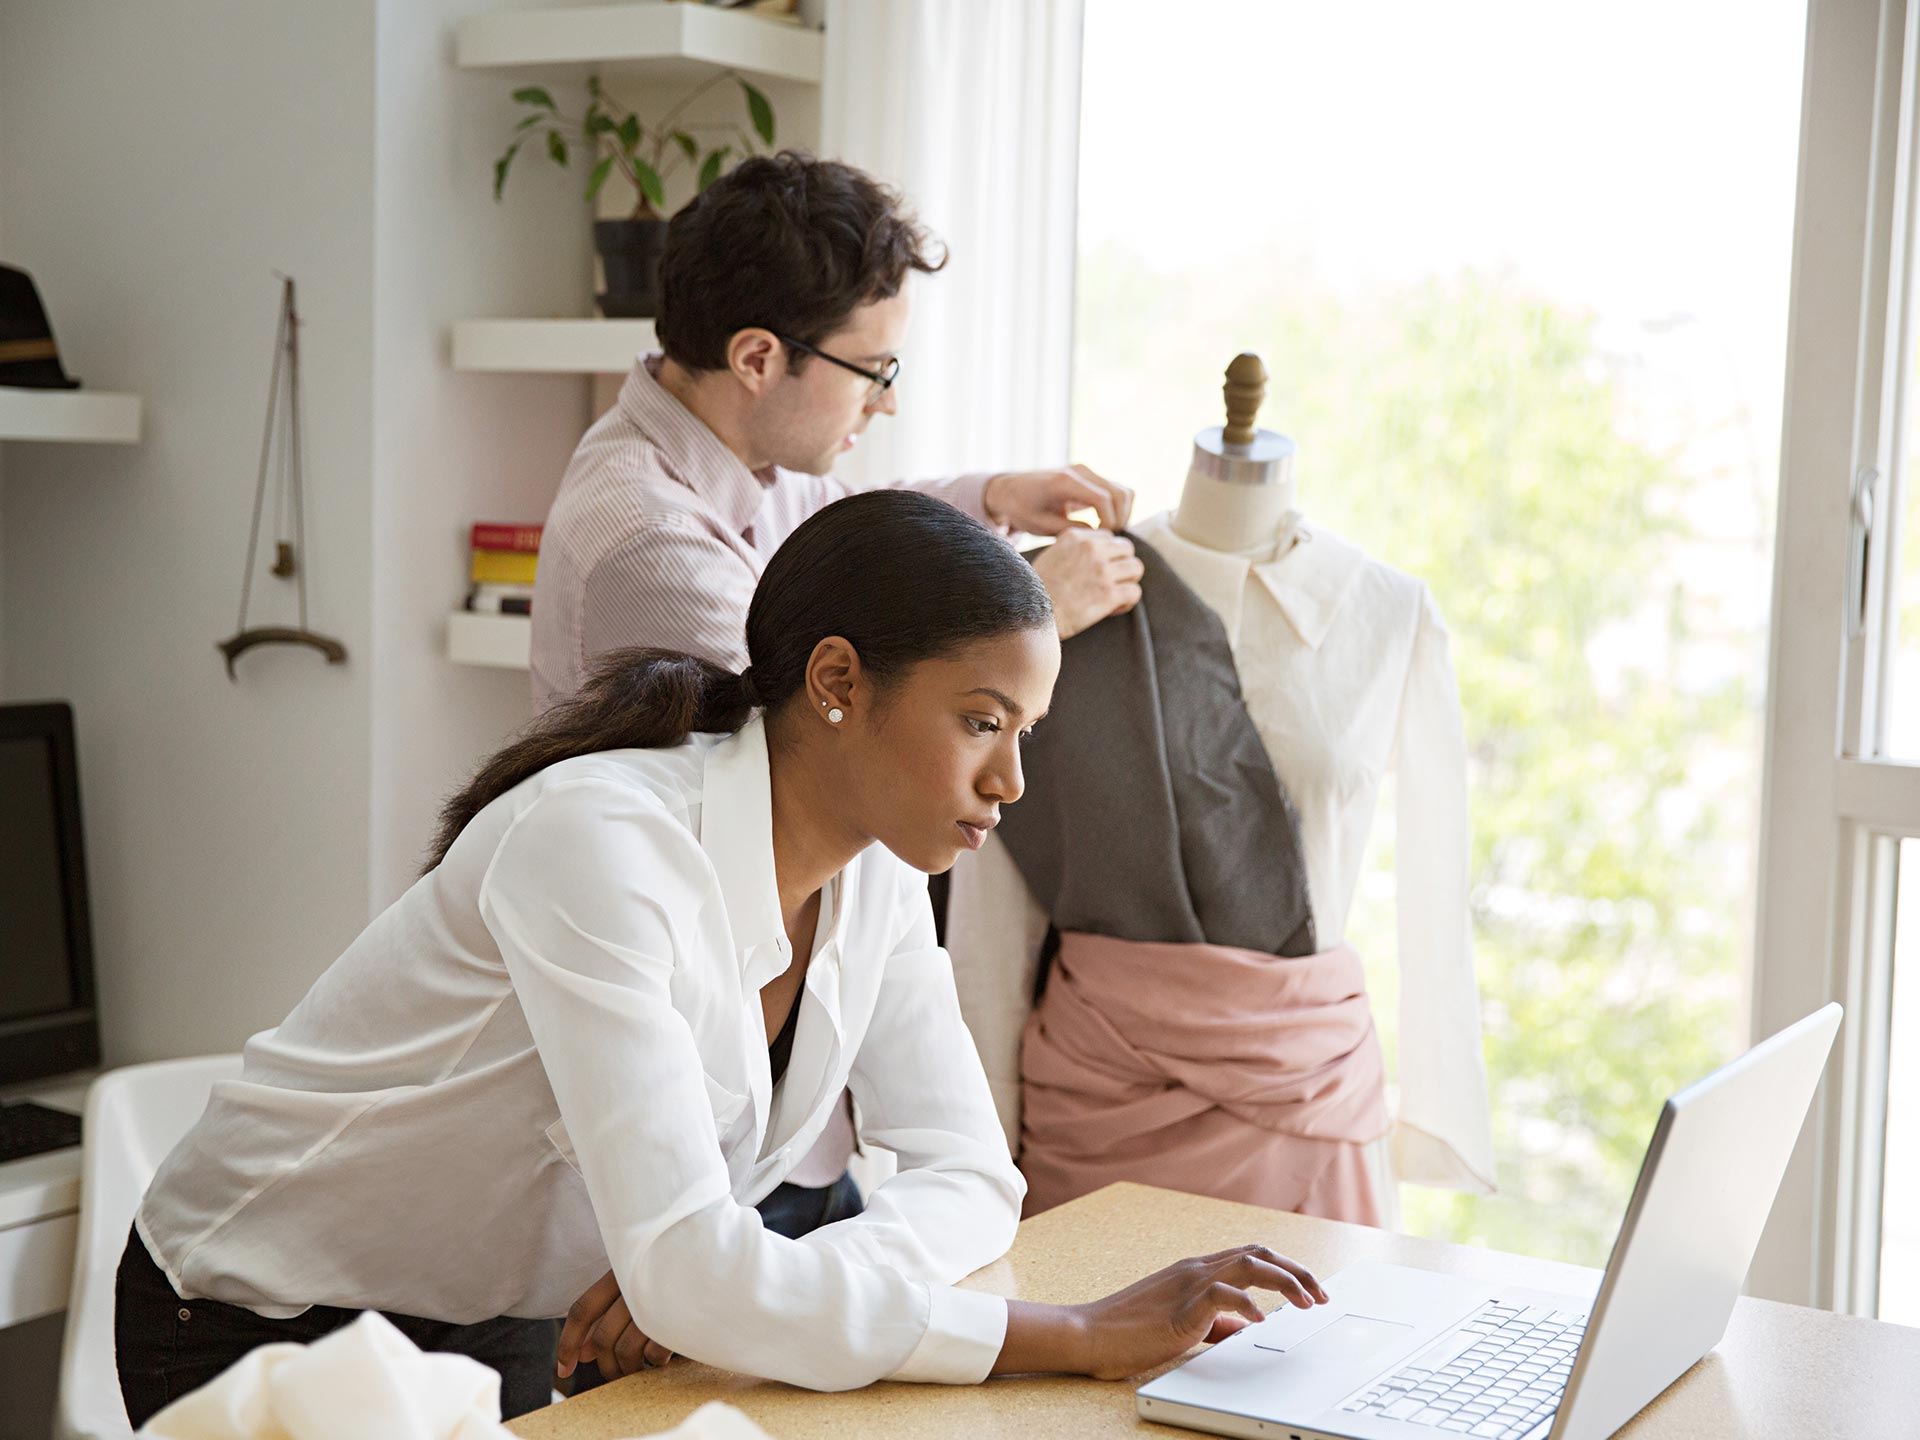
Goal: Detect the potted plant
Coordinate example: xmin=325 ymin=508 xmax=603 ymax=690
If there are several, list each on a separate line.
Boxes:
xmin=494 ymin=71 xmax=777 ymax=317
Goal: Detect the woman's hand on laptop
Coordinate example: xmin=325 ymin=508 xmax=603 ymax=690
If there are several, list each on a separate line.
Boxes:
xmin=994 ymin=1242 xmax=1327 ymax=1381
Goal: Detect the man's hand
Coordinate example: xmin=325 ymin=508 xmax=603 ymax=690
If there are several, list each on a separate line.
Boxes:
xmin=1032 ymin=528 xmax=1145 ymax=641
xmin=984 ymin=464 xmax=1134 ymax=535
xmin=556 ymin=1268 xmax=674 ymax=1383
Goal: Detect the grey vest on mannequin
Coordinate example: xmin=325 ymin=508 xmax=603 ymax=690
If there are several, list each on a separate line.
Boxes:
xmin=995 ymin=535 xmax=1316 ymax=959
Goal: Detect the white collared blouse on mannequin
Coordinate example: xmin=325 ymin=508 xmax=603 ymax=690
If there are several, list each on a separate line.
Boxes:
xmin=947 ymin=511 xmax=1496 ymax=1203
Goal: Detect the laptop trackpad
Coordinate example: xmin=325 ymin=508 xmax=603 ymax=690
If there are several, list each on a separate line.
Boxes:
xmin=1255 ymin=1313 xmax=1415 ymax=1366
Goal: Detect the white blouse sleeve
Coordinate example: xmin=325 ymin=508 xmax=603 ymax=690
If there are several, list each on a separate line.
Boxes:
xmin=1390 ymin=590 xmax=1499 ymax=1194
xmin=803 ymin=871 xmax=1025 ymax=1284
xmin=479 ymin=779 xmax=1009 ymax=1390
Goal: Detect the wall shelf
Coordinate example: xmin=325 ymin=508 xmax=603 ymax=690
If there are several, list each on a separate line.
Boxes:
xmin=0 ymin=389 xmax=143 ymax=444
xmin=448 ymin=611 xmax=532 ymax=669
xmin=455 ymin=3 xmax=823 ymax=85
xmin=452 ymin=319 xmax=655 ymax=374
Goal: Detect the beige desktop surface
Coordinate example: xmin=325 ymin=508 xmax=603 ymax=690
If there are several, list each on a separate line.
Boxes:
xmin=507 ymin=1182 xmax=1920 ymax=1440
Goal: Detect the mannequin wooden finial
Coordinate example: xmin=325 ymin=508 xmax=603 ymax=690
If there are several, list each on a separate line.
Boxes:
xmin=1221 ymin=352 xmax=1268 ymax=445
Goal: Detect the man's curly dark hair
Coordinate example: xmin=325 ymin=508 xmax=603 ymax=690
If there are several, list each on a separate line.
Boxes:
xmin=654 ymin=150 xmax=947 ymax=373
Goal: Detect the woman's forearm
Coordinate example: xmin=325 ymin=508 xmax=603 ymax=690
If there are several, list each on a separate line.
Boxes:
xmin=991 ymin=1299 xmax=1093 ymax=1376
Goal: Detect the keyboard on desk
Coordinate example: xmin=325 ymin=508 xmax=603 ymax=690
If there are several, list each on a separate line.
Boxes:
xmin=0 ymin=1099 xmax=83 ymax=1164
xmin=1338 ymin=1298 xmax=1589 ymax=1437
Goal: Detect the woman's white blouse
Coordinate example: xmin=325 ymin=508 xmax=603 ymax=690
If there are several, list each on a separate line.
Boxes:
xmin=136 ymin=716 xmax=1024 ymax=1391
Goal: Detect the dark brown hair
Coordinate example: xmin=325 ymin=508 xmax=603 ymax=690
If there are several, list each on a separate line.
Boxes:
xmin=424 ymin=490 xmax=1051 ymax=870
xmin=654 ymin=150 xmax=947 ymax=373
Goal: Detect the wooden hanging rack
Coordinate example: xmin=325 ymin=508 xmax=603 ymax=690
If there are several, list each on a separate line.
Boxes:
xmin=216 ymin=273 xmax=348 ymax=680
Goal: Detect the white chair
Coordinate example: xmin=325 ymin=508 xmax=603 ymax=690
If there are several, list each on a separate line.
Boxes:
xmin=56 ymin=1055 xmax=242 ymax=1440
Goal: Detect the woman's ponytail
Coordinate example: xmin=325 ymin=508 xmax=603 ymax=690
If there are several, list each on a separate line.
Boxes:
xmin=423 ymin=647 xmax=756 ymax=871
xmin=424 ymin=489 xmax=1052 ymax=874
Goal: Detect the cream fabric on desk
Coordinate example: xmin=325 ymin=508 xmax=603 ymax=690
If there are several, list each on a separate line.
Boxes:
xmin=138 ymin=1310 xmax=771 ymax=1440
xmin=948 ymin=511 xmax=1496 ymax=1203
xmin=140 ymin=716 xmax=1020 ymax=1392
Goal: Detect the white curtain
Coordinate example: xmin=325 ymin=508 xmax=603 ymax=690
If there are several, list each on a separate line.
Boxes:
xmin=820 ymin=0 xmax=1085 ymax=488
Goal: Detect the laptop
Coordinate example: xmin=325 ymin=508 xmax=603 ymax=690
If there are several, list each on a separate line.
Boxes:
xmin=1137 ymin=1002 xmax=1843 ymax=1440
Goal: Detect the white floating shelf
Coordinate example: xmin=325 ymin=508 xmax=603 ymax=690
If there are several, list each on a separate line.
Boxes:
xmin=0 ymin=389 xmax=142 ymax=444
xmin=456 ymin=3 xmax=823 ymax=85
xmin=448 ymin=612 xmax=531 ymax=669
xmin=452 ymin=319 xmax=656 ymax=374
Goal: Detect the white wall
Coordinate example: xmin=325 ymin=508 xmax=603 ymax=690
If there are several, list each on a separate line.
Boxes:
xmin=0 ymin=0 xmax=612 ymax=1051
xmin=368 ymin=0 xmax=595 ymax=905
xmin=0 ymin=0 xmax=382 ymax=1064
xmin=368 ymin=2 xmax=817 ymax=907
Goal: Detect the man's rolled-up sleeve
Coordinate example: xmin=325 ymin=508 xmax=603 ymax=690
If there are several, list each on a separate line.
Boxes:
xmin=891 ymin=472 xmax=1001 ymax=531
xmin=803 ymin=466 xmax=1005 ymax=536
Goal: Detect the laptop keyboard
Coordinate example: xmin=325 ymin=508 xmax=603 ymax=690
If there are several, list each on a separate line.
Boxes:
xmin=1337 ymin=1299 xmax=1588 ymax=1437
xmin=0 ymin=1100 xmax=82 ymax=1164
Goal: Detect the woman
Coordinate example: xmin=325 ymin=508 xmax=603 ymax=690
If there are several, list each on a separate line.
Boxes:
xmin=117 ymin=491 xmax=1327 ymax=1423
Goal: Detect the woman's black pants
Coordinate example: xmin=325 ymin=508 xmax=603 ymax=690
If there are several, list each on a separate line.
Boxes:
xmin=115 ymin=1172 xmax=864 ymax=1425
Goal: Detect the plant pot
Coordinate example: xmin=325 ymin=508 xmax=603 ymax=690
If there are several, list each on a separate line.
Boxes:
xmin=595 ymin=218 xmax=669 ymax=319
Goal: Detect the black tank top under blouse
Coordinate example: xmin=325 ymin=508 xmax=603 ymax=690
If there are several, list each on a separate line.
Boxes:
xmin=767 ymin=993 xmax=802 ymax=1089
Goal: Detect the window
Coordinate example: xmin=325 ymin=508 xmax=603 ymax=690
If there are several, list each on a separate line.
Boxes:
xmin=1073 ymin=0 xmax=1807 ymax=1266
xmin=1755 ymin=0 xmax=1920 ymax=1317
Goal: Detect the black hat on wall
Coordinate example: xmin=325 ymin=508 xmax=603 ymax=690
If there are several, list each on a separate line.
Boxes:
xmin=0 ymin=265 xmax=81 ymax=390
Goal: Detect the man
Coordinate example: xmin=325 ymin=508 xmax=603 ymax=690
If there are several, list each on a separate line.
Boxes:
xmin=530 ymin=152 xmax=1142 ymax=1381
xmin=531 ymin=151 xmax=1141 ymax=713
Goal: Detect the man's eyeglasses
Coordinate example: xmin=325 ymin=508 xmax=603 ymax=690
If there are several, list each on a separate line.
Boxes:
xmin=775 ymin=333 xmax=900 ymax=402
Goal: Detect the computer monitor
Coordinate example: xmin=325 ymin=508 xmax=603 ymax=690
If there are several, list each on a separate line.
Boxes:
xmin=0 ymin=701 xmax=100 ymax=1084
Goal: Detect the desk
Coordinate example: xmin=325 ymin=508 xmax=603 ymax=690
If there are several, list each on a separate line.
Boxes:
xmin=508 ymin=1182 xmax=1920 ymax=1440
xmin=0 ymin=1072 xmax=91 ymax=1331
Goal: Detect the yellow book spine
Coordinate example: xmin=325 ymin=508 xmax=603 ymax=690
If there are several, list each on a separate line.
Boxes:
xmin=470 ymin=549 xmax=538 ymax=584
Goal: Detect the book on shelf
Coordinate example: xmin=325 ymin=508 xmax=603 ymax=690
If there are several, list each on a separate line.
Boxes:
xmin=467 ymin=583 xmax=534 ymax=616
xmin=466 ymin=518 xmax=540 ymax=596
xmin=470 ymin=549 xmax=538 ymax=585
xmin=470 ymin=522 xmax=542 ymax=553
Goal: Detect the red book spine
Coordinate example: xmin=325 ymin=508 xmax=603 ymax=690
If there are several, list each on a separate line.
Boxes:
xmin=470 ymin=523 xmax=543 ymax=553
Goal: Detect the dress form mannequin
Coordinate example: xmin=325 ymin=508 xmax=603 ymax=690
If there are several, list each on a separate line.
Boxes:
xmin=1138 ymin=353 xmax=1495 ymax=1214
xmin=1170 ymin=353 xmax=1297 ymax=555
xmin=945 ymin=353 xmax=1497 ymax=1217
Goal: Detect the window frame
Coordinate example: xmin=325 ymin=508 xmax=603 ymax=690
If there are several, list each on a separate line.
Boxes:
xmin=1753 ymin=0 xmax=1917 ymax=1313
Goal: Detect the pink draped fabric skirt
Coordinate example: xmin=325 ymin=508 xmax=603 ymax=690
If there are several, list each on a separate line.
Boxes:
xmin=1018 ymin=930 xmax=1390 ymax=1225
